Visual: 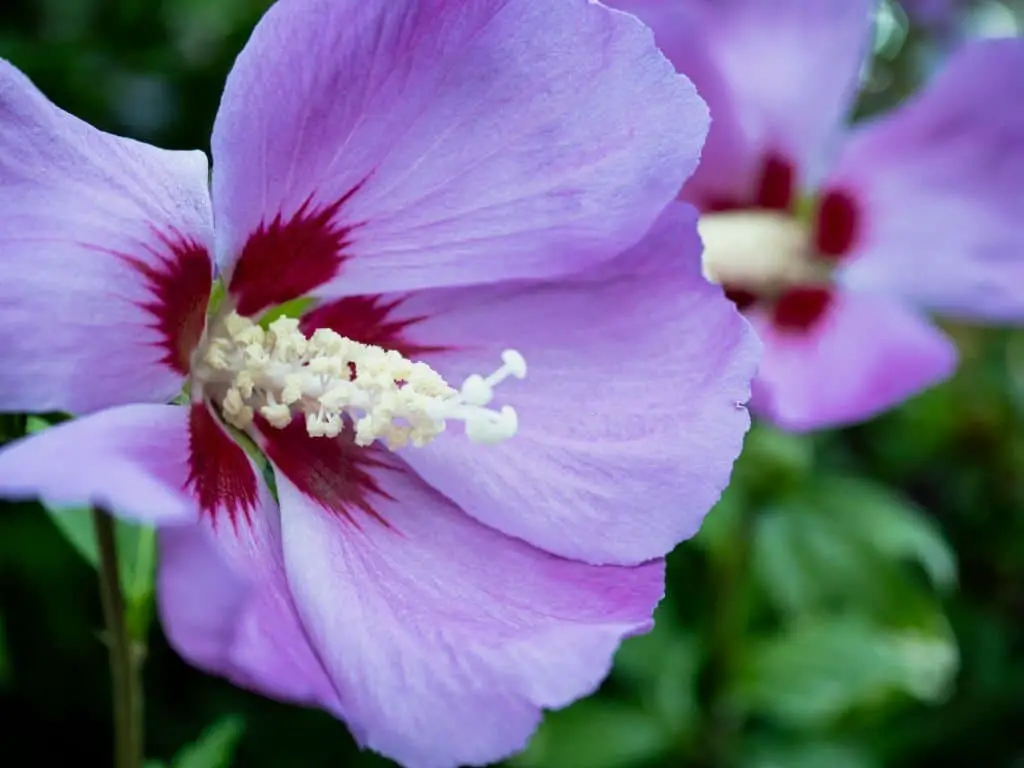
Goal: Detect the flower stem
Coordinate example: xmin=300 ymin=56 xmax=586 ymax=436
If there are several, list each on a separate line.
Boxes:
xmin=92 ymin=507 xmax=145 ymax=768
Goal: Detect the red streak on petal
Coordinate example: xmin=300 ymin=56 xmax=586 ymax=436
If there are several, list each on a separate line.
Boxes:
xmin=259 ymin=416 xmax=394 ymax=529
xmin=814 ymin=188 xmax=860 ymax=260
xmin=300 ymin=295 xmax=449 ymax=359
xmin=187 ymin=404 xmax=259 ymax=527
xmin=772 ymin=286 xmax=833 ymax=333
xmin=723 ymin=286 xmax=760 ymax=312
xmin=113 ymin=231 xmax=212 ymax=375
xmin=755 ymin=153 xmax=796 ymax=211
xmin=230 ymin=182 xmax=367 ymax=317
xmin=695 ymin=153 xmax=796 ymax=214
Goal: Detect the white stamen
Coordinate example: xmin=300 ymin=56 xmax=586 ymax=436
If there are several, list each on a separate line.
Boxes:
xmin=460 ymin=375 xmax=493 ymax=406
xmin=698 ymin=210 xmax=827 ymax=291
xmin=202 ymin=312 xmax=525 ymax=450
xmin=501 ymin=349 xmax=527 ymax=379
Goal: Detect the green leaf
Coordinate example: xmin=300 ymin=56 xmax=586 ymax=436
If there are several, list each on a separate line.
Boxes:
xmin=513 ymin=700 xmax=672 ymax=768
xmin=815 ymin=477 xmax=957 ymax=590
xmin=172 ymin=716 xmax=245 ymax=768
xmin=751 ymin=476 xmax=957 ymax=617
xmin=695 ymin=482 xmax=746 ymax=557
xmin=614 ymin=619 xmax=701 ymax=739
xmin=26 ymin=417 xmax=100 ymax=567
xmin=206 ymin=278 xmax=227 ymax=319
xmin=731 ymin=616 xmax=958 ymax=728
xmin=46 ymin=503 xmax=102 ymax=568
xmin=258 ymin=296 xmax=316 ymax=329
xmin=742 ymin=739 xmax=877 ymax=768
xmin=730 ymin=423 xmax=817 ymax=493
xmin=25 ymin=416 xmax=158 ymax=633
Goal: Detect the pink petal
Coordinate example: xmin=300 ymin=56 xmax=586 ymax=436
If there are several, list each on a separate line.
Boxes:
xmin=0 ymin=403 xmax=266 ymax=528
xmin=158 ymin=482 xmax=339 ymax=710
xmin=606 ymin=0 xmax=752 ymax=203
xmin=830 ymin=39 xmax=1024 ymax=322
xmin=262 ymin=425 xmax=664 ymax=768
xmin=304 ymin=204 xmax=757 ymax=566
xmin=211 ymin=0 xmax=704 ymax=315
xmin=618 ymin=0 xmax=874 ymax=204
xmin=748 ymin=291 xmax=958 ymax=431
xmin=0 ymin=61 xmax=214 ymax=414
xmin=0 ymin=405 xmax=198 ymax=524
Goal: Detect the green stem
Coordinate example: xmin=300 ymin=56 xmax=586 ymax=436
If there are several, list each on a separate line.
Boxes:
xmin=92 ymin=507 xmax=144 ymax=768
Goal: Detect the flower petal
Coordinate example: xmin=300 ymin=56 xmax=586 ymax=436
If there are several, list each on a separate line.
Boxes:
xmin=263 ymin=427 xmax=664 ymax=768
xmin=606 ymin=0 xmax=752 ymax=203
xmin=211 ymin=0 xmax=704 ymax=315
xmin=160 ymin=407 xmax=335 ymax=703
xmin=0 ymin=61 xmax=214 ymax=414
xmin=619 ymin=0 xmax=873 ymax=203
xmin=304 ymin=204 xmax=759 ymax=566
xmin=831 ymin=39 xmax=1024 ymax=322
xmin=0 ymin=402 xmax=268 ymax=529
xmin=158 ymin=487 xmax=339 ymax=710
xmin=748 ymin=291 xmax=958 ymax=431
xmin=0 ymin=404 xmax=198 ymax=524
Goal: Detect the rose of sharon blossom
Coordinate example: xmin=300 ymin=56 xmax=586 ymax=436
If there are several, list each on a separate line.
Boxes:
xmin=611 ymin=0 xmax=1024 ymax=430
xmin=0 ymin=0 xmax=759 ymax=765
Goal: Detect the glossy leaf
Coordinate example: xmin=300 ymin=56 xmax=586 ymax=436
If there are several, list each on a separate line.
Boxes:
xmin=514 ymin=700 xmax=672 ymax=768
xmin=24 ymin=417 xmax=157 ymax=628
xmin=615 ymin=616 xmax=701 ymax=738
xmin=742 ymin=739 xmax=877 ymax=768
xmin=812 ymin=476 xmax=957 ymax=590
xmin=172 ymin=716 xmax=245 ymax=768
xmin=731 ymin=616 xmax=958 ymax=728
xmin=752 ymin=476 xmax=957 ymax=617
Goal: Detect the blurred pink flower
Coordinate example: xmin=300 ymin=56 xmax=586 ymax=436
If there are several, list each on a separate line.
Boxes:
xmin=612 ymin=0 xmax=1024 ymax=430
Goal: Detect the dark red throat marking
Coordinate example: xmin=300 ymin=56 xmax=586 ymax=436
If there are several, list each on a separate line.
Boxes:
xmin=187 ymin=404 xmax=259 ymax=527
xmin=754 ymin=153 xmax=796 ymax=211
xmin=259 ymin=416 xmax=395 ymax=529
xmin=113 ymin=230 xmax=212 ymax=375
xmin=702 ymin=151 xmax=796 ymax=213
xmin=723 ymin=287 xmax=759 ymax=312
xmin=229 ymin=183 xmax=367 ymax=317
xmin=772 ymin=286 xmax=834 ymax=333
xmin=698 ymin=153 xmax=853 ymax=334
xmin=814 ymin=188 xmax=860 ymax=260
xmin=300 ymin=295 xmax=449 ymax=360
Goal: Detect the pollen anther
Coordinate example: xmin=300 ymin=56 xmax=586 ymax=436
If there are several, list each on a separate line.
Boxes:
xmin=201 ymin=312 xmax=525 ymax=450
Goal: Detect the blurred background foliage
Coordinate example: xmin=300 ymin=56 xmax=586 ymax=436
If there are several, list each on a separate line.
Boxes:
xmin=1 ymin=0 xmax=1023 ymax=766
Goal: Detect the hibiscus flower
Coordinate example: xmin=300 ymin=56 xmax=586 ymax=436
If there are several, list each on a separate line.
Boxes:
xmin=0 ymin=0 xmax=758 ymax=765
xmin=612 ymin=0 xmax=1024 ymax=430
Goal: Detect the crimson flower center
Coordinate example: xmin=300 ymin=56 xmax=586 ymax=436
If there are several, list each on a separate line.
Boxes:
xmin=695 ymin=153 xmax=861 ymax=333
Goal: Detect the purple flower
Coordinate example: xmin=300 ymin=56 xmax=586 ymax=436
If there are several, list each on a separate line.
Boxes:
xmin=611 ymin=0 xmax=1024 ymax=430
xmin=0 ymin=0 xmax=758 ymax=765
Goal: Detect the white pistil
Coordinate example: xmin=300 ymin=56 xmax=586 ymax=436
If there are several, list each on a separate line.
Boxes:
xmin=202 ymin=312 xmax=525 ymax=450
